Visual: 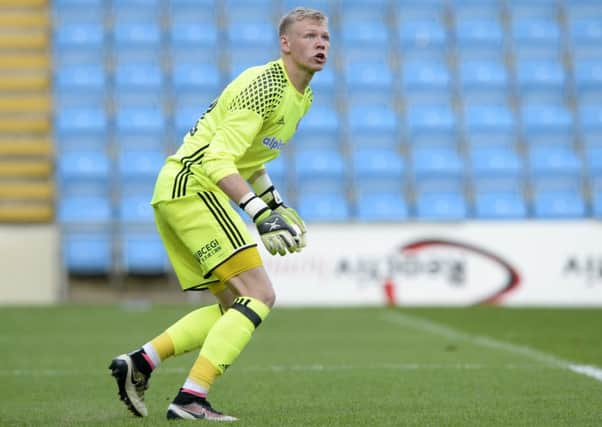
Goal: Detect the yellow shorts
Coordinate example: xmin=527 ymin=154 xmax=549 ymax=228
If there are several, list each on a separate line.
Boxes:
xmin=153 ymin=191 xmax=263 ymax=291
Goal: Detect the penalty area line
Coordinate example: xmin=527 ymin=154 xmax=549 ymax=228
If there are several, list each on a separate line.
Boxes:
xmin=381 ymin=311 xmax=602 ymax=384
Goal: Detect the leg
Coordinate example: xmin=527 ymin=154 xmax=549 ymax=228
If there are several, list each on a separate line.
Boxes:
xmin=109 ymin=280 xmax=241 ymax=418
xmin=167 ymin=263 xmax=275 ymax=421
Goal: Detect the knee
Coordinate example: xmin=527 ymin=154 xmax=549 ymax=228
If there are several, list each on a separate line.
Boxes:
xmin=243 ymin=283 xmax=275 ymax=308
xmin=261 ymin=288 xmax=276 ymax=308
xmin=228 ymin=267 xmax=277 ymax=308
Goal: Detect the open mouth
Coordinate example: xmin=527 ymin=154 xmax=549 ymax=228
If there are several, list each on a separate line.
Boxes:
xmin=314 ymin=53 xmax=326 ymax=63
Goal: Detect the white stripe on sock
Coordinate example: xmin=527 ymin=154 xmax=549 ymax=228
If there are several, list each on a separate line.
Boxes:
xmin=142 ymin=343 xmax=162 ymax=369
xmin=182 ymin=378 xmax=208 ymax=396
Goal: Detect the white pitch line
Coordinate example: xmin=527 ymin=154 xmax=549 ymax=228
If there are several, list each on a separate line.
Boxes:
xmin=0 ymin=363 xmax=565 ymax=377
xmin=381 ymin=311 xmax=602 ymax=384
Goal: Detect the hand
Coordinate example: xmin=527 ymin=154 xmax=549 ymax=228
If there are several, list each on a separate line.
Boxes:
xmin=274 ymin=205 xmax=307 ymax=250
xmin=254 ymin=210 xmax=301 ymax=256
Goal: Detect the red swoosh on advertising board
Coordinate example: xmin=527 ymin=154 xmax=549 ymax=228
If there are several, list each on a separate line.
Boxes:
xmin=401 ymin=239 xmax=521 ymax=305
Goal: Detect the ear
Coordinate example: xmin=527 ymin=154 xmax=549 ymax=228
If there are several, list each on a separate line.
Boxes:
xmin=280 ymin=34 xmax=291 ymax=54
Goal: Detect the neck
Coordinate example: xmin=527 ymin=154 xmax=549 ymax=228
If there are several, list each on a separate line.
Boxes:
xmin=281 ymin=56 xmax=312 ymax=94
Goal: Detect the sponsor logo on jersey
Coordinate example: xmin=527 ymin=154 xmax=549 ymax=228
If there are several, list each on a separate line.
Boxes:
xmin=195 ymin=239 xmax=222 ymax=263
xmin=262 ymin=136 xmax=284 ymax=150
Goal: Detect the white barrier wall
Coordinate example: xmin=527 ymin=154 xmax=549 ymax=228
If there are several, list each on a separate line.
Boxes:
xmin=0 ymin=225 xmax=61 ymax=304
xmin=259 ymin=221 xmax=602 ymax=307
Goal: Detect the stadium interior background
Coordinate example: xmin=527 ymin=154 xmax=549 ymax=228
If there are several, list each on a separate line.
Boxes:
xmin=1 ymin=0 xmax=601 ymax=302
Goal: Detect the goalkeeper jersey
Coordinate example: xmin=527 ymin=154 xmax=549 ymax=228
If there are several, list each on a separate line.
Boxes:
xmin=152 ymin=58 xmax=313 ymax=204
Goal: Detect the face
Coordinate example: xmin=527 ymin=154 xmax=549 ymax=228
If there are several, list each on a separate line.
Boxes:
xmin=281 ymin=18 xmax=330 ymax=72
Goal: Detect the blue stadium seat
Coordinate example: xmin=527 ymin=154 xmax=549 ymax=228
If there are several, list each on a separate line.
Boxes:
xmin=227 ymin=48 xmax=280 ymax=80
xmin=341 ymin=21 xmax=390 ymax=47
xmin=528 ymin=146 xmax=582 ymax=178
xmin=474 ymin=191 xmax=527 ymax=219
xmin=455 ymin=17 xmax=504 ymax=48
xmin=115 ymin=107 xmax=166 ymax=135
xmin=412 ymin=146 xmax=464 ymax=178
xmin=118 ymin=148 xmax=164 ymax=181
xmin=530 ymin=173 xmax=585 ymax=218
xmin=401 ymin=60 xmax=451 ymax=93
xmin=344 ymin=61 xmax=394 ymax=92
xmin=53 ymin=0 xmax=104 ymax=24
xmin=309 ymin=65 xmax=336 ymax=95
xmin=118 ymin=194 xmax=154 ymax=224
xmin=398 ymin=19 xmax=447 ymax=51
xmin=469 ymin=146 xmax=523 ymax=178
xmin=453 ymin=1 xmax=500 ymax=16
xmin=578 ymin=104 xmax=602 ymax=134
xmin=54 ymin=64 xmax=107 ymax=108
xmin=225 ymin=0 xmax=273 ymax=20
xmin=415 ymin=191 xmax=468 ymax=220
xmin=57 ymin=149 xmax=111 ymax=185
xmin=463 ymin=104 xmax=515 ymax=140
xmin=347 ymin=105 xmax=399 ymax=146
xmin=55 ymin=64 xmax=106 ymax=93
xmin=55 ymin=107 xmax=108 ymax=136
xmin=57 ymin=195 xmax=112 ymax=224
xmin=511 ymin=17 xmax=560 ymax=46
xmin=172 ymin=63 xmax=220 ymax=92
xmin=472 ymin=174 xmax=526 ymax=195
xmin=521 ymin=104 xmax=573 ymax=138
xmin=114 ymin=63 xmax=163 ymax=91
xmin=567 ymin=10 xmax=602 ymax=46
xmin=226 ymin=19 xmax=276 ymax=47
xmin=532 ymin=191 xmax=587 ymax=219
xmin=355 ymin=192 xmax=409 ymax=222
xmin=169 ymin=21 xmax=218 ymax=48
xmin=458 ymin=59 xmax=508 ymax=101
xmin=113 ymin=21 xmax=161 ymax=45
xmin=351 ymin=147 xmax=405 ymax=193
xmin=63 ymin=231 xmax=113 ymax=274
xmin=121 ymin=231 xmax=169 ymax=274
xmin=574 ymin=60 xmax=602 ymax=92
xmin=54 ymin=23 xmax=104 ymax=50
xmin=406 ymin=104 xmax=456 ymax=139
xmin=297 ymin=192 xmax=351 ymax=222
xmin=294 ymin=148 xmax=346 ymax=192
xmin=516 ymin=59 xmax=565 ymax=95
xmin=295 ymin=105 xmax=340 ymax=146
xmin=340 ymin=3 xmax=388 ymax=24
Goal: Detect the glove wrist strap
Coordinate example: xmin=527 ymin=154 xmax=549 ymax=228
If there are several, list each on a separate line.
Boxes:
xmin=239 ymin=192 xmax=270 ymax=222
xmin=251 ymin=173 xmax=284 ymax=210
xmin=258 ymin=186 xmax=284 ymax=210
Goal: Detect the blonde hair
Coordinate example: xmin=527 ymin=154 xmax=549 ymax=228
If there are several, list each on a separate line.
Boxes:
xmin=278 ymin=7 xmax=328 ymax=36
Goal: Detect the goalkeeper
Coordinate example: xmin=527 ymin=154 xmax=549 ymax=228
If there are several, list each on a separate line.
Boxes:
xmin=109 ymin=7 xmax=330 ymax=422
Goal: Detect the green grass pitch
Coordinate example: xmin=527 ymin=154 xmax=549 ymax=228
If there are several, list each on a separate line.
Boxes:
xmin=1 ymin=305 xmax=601 ymax=426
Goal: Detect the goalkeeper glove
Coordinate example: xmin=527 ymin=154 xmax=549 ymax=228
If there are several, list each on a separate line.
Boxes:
xmin=239 ymin=192 xmax=301 ymax=256
xmin=251 ymin=172 xmax=307 ymax=250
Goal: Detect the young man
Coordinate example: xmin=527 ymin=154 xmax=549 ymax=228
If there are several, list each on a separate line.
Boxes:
xmin=109 ymin=7 xmax=330 ymax=421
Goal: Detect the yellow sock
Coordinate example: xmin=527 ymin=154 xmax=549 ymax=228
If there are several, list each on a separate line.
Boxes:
xmin=199 ymin=297 xmax=270 ymax=375
xmin=165 ymin=304 xmax=224 ymax=356
xmin=149 ymin=332 xmax=175 ymax=361
xmin=188 ymin=355 xmax=219 ymax=390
